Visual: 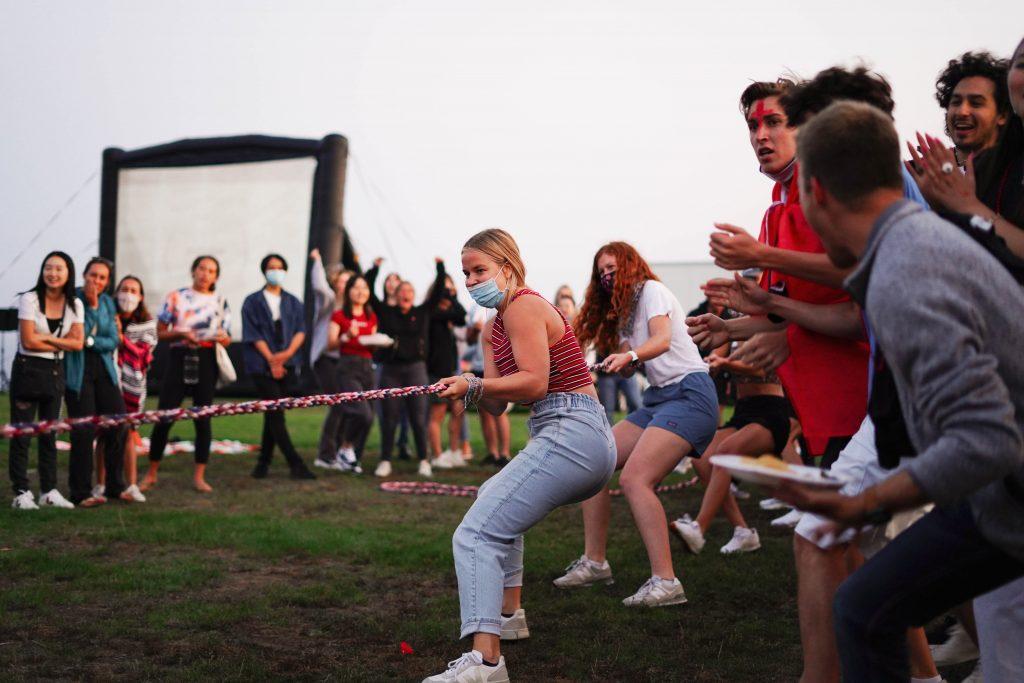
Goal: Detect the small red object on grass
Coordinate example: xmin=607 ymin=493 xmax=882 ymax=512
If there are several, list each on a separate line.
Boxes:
xmin=400 ymin=641 xmax=414 ymax=655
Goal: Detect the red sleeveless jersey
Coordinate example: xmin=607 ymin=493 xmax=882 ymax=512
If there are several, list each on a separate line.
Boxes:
xmin=491 ymin=289 xmax=593 ymax=395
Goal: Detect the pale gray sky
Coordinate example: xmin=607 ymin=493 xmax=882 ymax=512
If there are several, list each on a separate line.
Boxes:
xmin=1 ymin=0 xmax=1019 ymax=312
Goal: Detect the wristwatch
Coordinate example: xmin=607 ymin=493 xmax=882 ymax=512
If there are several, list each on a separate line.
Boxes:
xmin=85 ymin=336 xmax=95 ymax=349
xmin=627 ymin=350 xmax=640 ymax=364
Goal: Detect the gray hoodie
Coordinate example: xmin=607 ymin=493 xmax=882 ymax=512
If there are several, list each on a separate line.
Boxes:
xmin=846 ymin=199 xmax=1024 ymax=561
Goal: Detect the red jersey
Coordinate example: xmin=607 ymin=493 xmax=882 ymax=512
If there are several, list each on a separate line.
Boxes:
xmin=491 ymin=290 xmax=593 ymax=396
xmin=758 ymin=169 xmax=869 ymax=455
xmin=330 ymin=309 xmax=378 ymax=359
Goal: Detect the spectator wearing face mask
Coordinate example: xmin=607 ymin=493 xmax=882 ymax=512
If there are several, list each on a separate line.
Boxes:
xmin=241 ymin=254 xmax=316 ymax=480
xmin=94 ymin=275 xmax=156 ymax=503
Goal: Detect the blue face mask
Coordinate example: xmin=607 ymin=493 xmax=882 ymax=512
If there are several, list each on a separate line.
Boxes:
xmin=265 ymin=269 xmax=287 ymax=287
xmin=468 ymin=274 xmax=505 ymax=309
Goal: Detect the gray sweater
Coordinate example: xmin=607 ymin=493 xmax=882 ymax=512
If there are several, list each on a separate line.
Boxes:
xmin=846 ymin=199 xmax=1024 ymax=561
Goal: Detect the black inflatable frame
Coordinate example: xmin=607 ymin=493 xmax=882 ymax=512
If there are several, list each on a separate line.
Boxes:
xmin=98 ymin=134 xmax=357 ymax=395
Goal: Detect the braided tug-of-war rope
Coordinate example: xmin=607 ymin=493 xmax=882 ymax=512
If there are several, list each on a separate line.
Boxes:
xmin=0 ymin=383 xmax=446 ymax=439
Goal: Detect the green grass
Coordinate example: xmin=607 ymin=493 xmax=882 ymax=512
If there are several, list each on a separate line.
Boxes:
xmin=0 ymin=393 xmax=805 ymax=681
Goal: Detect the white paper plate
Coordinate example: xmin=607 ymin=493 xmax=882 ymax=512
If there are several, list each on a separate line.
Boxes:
xmin=358 ymin=333 xmax=394 ymax=347
xmin=710 ymin=454 xmax=846 ymax=490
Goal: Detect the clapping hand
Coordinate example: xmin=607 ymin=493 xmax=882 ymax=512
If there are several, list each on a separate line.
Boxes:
xmin=709 ymin=223 xmax=766 ymax=271
xmin=905 ymin=132 xmax=981 ymax=215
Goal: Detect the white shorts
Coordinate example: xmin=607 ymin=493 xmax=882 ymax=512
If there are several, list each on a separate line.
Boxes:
xmin=794 ymin=416 xmax=931 ymax=555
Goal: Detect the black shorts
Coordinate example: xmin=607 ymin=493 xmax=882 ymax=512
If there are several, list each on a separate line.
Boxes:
xmin=723 ymin=395 xmax=792 ymax=455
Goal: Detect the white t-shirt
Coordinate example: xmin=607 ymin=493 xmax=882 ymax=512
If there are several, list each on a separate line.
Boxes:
xmin=263 ymin=290 xmax=282 ymax=322
xmin=621 ymin=280 xmax=707 ymax=387
xmin=17 ymin=291 xmax=85 ymax=359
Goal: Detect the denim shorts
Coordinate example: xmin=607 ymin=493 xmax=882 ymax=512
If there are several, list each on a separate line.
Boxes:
xmin=625 ymin=371 xmax=719 ymax=455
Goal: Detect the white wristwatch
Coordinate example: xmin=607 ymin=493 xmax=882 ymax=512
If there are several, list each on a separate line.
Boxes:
xmin=627 ymin=350 xmax=639 ymax=364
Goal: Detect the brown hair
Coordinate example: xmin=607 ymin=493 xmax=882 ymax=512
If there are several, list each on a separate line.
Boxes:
xmin=797 ymin=101 xmax=903 ymax=206
xmin=740 ymin=79 xmax=797 ymax=116
xmin=574 ymin=242 xmax=659 ymax=355
xmin=115 ymin=275 xmax=153 ymax=324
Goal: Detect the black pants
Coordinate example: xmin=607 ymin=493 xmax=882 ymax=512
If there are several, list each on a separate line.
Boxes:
xmin=314 ymin=354 xmax=342 ymax=460
xmin=379 ymin=361 xmax=428 ymax=461
xmin=66 ymin=352 xmax=127 ymax=503
xmin=336 ymin=355 xmax=375 ymax=459
xmin=8 ymin=355 xmax=63 ymax=495
xmin=252 ymin=371 xmax=306 ymax=470
xmin=149 ymin=346 xmax=216 ymax=465
xmin=834 ymin=501 xmax=1024 ymax=681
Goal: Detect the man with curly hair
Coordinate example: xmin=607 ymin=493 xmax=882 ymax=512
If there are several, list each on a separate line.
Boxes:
xmin=935 ymin=51 xmax=1010 ymax=159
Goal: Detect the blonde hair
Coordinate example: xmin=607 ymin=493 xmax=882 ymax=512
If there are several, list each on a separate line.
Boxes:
xmin=462 ymin=228 xmax=526 ymax=291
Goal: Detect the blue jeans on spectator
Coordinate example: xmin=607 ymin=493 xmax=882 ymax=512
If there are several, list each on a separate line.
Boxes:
xmin=596 ymin=372 xmax=641 ymax=423
xmin=453 ymin=392 xmax=615 ymax=638
xmin=834 ymin=501 xmax=1024 ymax=681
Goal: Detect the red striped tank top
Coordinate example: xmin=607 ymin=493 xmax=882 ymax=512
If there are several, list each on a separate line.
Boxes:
xmin=491 ymin=289 xmax=593 ymax=395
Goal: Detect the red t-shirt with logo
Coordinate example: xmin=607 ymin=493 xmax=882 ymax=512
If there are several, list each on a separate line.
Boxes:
xmin=330 ymin=309 xmax=378 ymax=359
xmin=758 ymin=169 xmax=869 ymax=456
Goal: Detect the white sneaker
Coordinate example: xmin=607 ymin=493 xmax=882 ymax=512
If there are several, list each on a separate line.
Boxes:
xmin=759 ymin=497 xmax=791 ymax=511
xmin=622 ymin=576 xmax=688 ymax=608
xmin=422 ymin=651 xmax=509 ymax=683
xmin=553 ymin=555 xmax=614 ymax=588
xmin=431 ymin=452 xmax=454 ymax=469
xmin=335 ymin=447 xmax=360 ymax=473
xmin=771 ymin=508 xmax=804 ymax=528
xmin=121 ymin=484 xmax=146 ymax=503
xmin=500 ymin=608 xmax=530 ymax=640
xmin=445 ymin=450 xmax=467 ymax=468
xmin=930 ymin=623 xmax=979 ymax=666
xmin=961 ymin=660 xmax=983 ymax=683
xmin=730 ymin=482 xmax=750 ymax=500
xmin=720 ymin=527 xmax=761 ymax=554
xmin=670 ymin=515 xmax=706 ymax=554
xmin=39 ymin=489 xmax=75 ymax=509
xmin=91 ymin=484 xmax=105 ymax=499
xmin=418 ymin=460 xmax=434 ymax=478
xmin=674 ymin=457 xmax=693 ymax=475
xmin=374 ymin=461 xmax=392 ymax=478
xmin=314 ymin=456 xmax=340 ymax=470
xmin=12 ymin=490 xmax=39 ymax=510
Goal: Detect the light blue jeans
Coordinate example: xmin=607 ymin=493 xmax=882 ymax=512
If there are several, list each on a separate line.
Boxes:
xmin=453 ymin=392 xmax=616 ymax=638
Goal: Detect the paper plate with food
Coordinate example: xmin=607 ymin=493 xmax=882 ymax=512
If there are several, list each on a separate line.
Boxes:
xmin=709 ymin=454 xmax=847 ymax=490
xmin=358 ymin=333 xmax=395 ymax=347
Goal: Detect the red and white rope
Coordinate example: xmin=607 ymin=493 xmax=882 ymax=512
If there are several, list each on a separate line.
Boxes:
xmin=0 ymin=383 xmax=445 ymax=440
xmin=379 ymin=475 xmax=699 ymax=498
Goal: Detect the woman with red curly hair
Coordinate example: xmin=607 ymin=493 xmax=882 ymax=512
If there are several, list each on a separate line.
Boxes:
xmin=553 ymin=241 xmax=718 ymax=608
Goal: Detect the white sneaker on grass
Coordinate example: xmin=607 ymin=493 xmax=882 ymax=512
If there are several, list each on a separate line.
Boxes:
xmin=670 ymin=515 xmax=706 ymax=554
xmin=120 ymin=484 xmax=146 ymax=503
xmin=930 ymin=623 xmax=979 ymax=666
xmin=431 ymin=452 xmax=454 ymax=470
xmin=39 ymin=489 xmax=75 ymax=509
xmin=500 ymin=608 xmax=530 ymax=640
xmin=418 ymin=460 xmax=433 ymax=478
xmin=314 ymin=456 xmax=339 ymax=470
xmin=374 ymin=461 xmax=392 ymax=478
xmin=771 ymin=508 xmax=804 ymax=528
xmin=335 ymin=447 xmax=361 ymax=474
xmin=759 ymin=497 xmax=791 ymax=511
xmin=552 ymin=555 xmax=614 ymax=588
xmin=445 ymin=450 xmax=467 ymax=468
xmin=12 ymin=490 xmax=39 ymax=510
xmin=422 ymin=651 xmax=509 ymax=683
xmin=622 ymin=576 xmax=688 ymax=607
xmin=720 ymin=527 xmax=761 ymax=554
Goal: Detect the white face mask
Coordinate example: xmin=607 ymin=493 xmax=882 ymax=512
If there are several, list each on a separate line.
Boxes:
xmin=117 ymin=292 xmax=140 ymax=313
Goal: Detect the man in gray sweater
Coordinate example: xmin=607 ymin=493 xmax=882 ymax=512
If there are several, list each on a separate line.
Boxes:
xmin=775 ymin=100 xmax=1024 ymax=681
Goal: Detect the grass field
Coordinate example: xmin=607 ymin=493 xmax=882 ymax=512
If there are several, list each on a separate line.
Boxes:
xmin=2 ymin=393 xmax=808 ymax=682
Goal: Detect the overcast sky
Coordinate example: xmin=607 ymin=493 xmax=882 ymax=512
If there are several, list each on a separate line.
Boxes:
xmin=1 ymin=0 xmax=1020 ymax=314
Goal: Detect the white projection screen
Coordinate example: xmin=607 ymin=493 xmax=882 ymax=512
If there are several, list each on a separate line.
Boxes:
xmin=98 ymin=135 xmax=354 ymax=391
xmin=115 ymin=158 xmax=316 ymax=337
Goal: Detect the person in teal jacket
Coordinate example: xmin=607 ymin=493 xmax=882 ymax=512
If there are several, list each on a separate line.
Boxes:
xmin=63 ymin=257 xmax=127 ymax=506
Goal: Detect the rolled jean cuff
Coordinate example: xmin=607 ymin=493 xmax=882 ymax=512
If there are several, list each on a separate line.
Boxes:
xmin=460 ymin=617 xmax=501 ymax=639
xmin=503 ymin=568 xmax=523 ymax=589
